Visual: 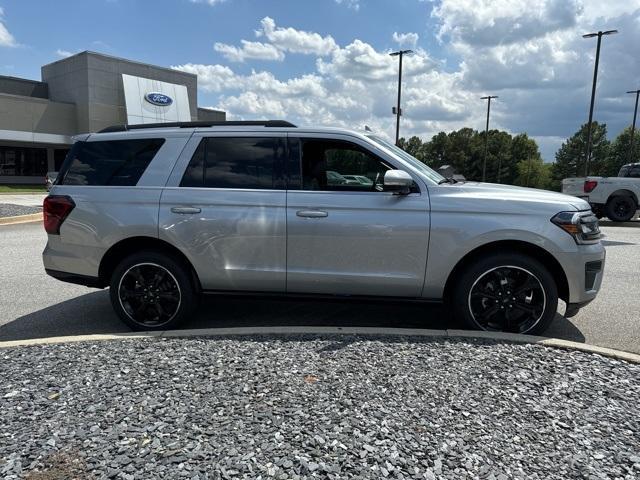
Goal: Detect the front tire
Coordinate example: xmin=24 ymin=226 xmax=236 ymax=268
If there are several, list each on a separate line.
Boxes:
xmin=452 ymin=253 xmax=558 ymax=335
xmin=109 ymin=251 xmax=198 ymax=331
xmin=605 ymin=195 xmax=636 ymax=222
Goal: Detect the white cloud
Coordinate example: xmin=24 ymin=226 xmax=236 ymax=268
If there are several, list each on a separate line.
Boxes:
xmin=579 ymin=0 xmax=640 ymax=22
xmin=317 ymin=40 xmax=434 ymax=81
xmin=256 ymin=17 xmax=337 ymax=56
xmin=432 ymin=0 xmax=581 ymax=46
xmin=190 ymin=0 xmax=227 ymax=5
xmin=174 ymin=63 xmax=237 ymax=92
xmin=428 ymin=0 xmax=640 ymax=158
xmin=55 ymin=49 xmax=78 ymax=58
xmin=177 ymin=5 xmax=640 ymax=161
xmin=0 ymin=7 xmax=17 ymax=47
xmin=334 ymin=0 xmax=360 ymax=10
xmin=392 ymin=32 xmax=419 ymax=48
xmin=214 ymin=40 xmax=285 ymax=62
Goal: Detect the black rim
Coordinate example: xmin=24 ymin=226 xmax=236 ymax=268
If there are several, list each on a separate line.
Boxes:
xmin=468 ymin=266 xmax=546 ymax=333
xmin=613 ymin=198 xmax=632 ymax=218
xmin=118 ymin=263 xmax=181 ymax=327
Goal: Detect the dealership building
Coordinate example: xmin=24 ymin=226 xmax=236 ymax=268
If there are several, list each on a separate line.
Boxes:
xmin=0 ymin=51 xmax=225 ymax=184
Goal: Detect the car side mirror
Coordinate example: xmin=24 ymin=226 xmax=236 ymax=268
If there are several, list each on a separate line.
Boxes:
xmin=383 ymin=170 xmax=413 ymax=195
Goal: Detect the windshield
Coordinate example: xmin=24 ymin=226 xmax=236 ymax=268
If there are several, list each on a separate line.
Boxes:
xmin=366 ymin=134 xmax=446 ymax=184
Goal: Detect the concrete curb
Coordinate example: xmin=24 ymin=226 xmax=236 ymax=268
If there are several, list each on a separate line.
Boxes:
xmin=0 ymin=212 xmax=42 ymax=226
xmin=1 ymin=326 xmax=639 ymax=364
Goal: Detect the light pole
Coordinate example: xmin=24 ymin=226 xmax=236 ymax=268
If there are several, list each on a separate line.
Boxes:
xmin=582 ymin=29 xmax=618 ymax=176
xmin=626 ymin=89 xmax=640 ymax=163
xmin=481 ymin=95 xmax=498 ymax=182
xmin=390 ymin=49 xmax=413 ymax=145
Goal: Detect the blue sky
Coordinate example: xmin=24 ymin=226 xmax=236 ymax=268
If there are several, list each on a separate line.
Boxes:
xmin=1 ymin=0 xmax=640 ymax=161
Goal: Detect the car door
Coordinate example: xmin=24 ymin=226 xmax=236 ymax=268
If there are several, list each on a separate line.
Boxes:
xmin=159 ymin=132 xmax=287 ymax=292
xmin=285 ymin=134 xmax=430 ymax=297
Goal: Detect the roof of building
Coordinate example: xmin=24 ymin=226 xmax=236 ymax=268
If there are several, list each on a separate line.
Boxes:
xmin=41 ymin=50 xmax=197 ymax=78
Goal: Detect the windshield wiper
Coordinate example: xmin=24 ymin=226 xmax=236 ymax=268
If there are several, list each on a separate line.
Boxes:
xmin=438 ymin=177 xmax=457 ymax=185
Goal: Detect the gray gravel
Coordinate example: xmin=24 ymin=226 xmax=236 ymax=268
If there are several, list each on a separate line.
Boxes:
xmin=0 ymin=203 xmax=42 ymax=218
xmin=1 ymin=336 xmax=639 ymax=479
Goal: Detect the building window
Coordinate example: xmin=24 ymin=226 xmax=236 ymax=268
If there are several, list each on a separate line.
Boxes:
xmin=0 ymin=146 xmax=48 ymax=177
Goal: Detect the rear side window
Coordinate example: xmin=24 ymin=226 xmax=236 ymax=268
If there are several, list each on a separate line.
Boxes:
xmin=180 ymin=137 xmax=285 ymax=189
xmin=59 ymin=138 xmax=165 ymax=186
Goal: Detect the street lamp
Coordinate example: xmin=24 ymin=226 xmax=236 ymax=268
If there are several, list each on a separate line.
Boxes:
xmin=390 ymin=49 xmax=413 ymax=145
xmin=582 ymin=29 xmax=618 ymax=176
xmin=626 ymin=89 xmax=640 ymax=163
xmin=480 ymin=95 xmax=498 ymax=182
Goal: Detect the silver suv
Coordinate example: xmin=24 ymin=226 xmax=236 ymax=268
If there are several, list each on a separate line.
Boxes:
xmin=43 ymin=121 xmax=605 ymax=334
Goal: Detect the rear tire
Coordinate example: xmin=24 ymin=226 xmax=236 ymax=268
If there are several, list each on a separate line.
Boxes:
xmin=605 ymin=195 xmax=636 ymax=222
xmin=109 ymin=251 xmax=198 ymax=331
xmin=452 ymin=253 xmax=558 ymax=335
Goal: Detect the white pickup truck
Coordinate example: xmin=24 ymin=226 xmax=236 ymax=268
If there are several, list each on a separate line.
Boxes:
xmin=562 ymin=162 xmax=640 ymax=222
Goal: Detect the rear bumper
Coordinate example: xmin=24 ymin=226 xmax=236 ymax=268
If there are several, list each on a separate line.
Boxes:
xmin=45 ymin=269 xmax=103 ymax=288
xmin=42 ymin=236 xmax=103 ymax=279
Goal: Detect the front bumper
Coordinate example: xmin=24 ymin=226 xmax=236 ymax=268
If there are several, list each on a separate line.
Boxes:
xmin=556 ymin=242 xmax=606 ymax=305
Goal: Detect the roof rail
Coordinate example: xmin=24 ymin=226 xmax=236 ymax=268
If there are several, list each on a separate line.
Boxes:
xmin=98 ymin=120 xmax=297 ymax=133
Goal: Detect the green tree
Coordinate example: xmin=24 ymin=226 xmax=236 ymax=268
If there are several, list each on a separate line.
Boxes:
xmin=422 ymin=131 xmax=449 ymax=168
xmin=398 ymin=128 xmax=550 ymax=187
xmin=550 ymin=122 xmax=610 ymax=190
xmin=397 ymin=136 xmax=426 ymax=162
xmin=510 ymin=134 xmax=549 ymax=188
xmin=604 ymin=126 xmax=640 ymax=176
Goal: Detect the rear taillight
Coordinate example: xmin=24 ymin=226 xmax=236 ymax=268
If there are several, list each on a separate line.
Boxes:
xmin=584 ymin=180 xmax=598 ymax=193
xmin=43 ymin=195 xmax=75 ymax=235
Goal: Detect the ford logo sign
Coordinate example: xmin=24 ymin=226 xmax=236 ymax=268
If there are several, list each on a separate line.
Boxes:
xmin=144 ymin=92 xmax=173 ymax=106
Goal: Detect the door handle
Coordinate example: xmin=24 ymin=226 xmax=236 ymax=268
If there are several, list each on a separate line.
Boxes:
xmin=296 ymin=209 xmax=328 ymax=218
xmin=171 ymin=206 xmax=201 ymax=214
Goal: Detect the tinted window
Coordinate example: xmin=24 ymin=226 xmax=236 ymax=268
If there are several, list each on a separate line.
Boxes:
xmin=180 ymin=137 xmax=285 ymax=189
xmin=618 ymin=166 xmax=630 ymax=177
xmin=300 ymin=139 xmax=392 ymax=192
xmin=287 ymin=137 xmax=302 ymax=190
xmin=60 ymin=139 xmax=164 ymax=186
xmin=54 ymin=149 xmax=69 ymax=171
xmin=629 ymin=166 xmax=640 ymax=178
xmin=180 ymin=139 xmax=206 ymax=187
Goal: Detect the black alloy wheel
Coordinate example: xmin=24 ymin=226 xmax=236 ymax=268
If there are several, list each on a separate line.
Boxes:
xmin=110 ymin=251 xmax=198 ymax=331
xmin=452 ymin=253 xmax=558 ymax=335
xmin=118 ymin=263 xmax=181 ymax=327
xmin=606 ymin=196 xmax=636 ymax=222
xmin=468 ymin=266 xmax=545 ymax=333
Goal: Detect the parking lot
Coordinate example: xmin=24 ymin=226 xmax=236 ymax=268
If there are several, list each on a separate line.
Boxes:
xmin=1 ymin=220 xmax=639 ymax=353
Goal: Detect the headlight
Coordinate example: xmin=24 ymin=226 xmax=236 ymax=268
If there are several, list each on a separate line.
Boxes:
xmin=551 ymin=211 xmax=601 ymax=244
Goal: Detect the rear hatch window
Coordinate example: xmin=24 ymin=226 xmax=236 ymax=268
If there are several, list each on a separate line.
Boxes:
xmin=58 ymin=138 xmax=165 ymax=186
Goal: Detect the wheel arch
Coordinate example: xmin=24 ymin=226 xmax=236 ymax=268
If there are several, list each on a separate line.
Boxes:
xmin=98 ymin=236 xmax=201 ymax=291
xmin=607 ymin=189 xmax=638 ymax=205
xmin=442 ymin=240 xmax=569 ymax=304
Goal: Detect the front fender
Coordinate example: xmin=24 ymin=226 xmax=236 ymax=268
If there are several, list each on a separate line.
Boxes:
xmin=422 ymin=210 xmax=575 ymax=299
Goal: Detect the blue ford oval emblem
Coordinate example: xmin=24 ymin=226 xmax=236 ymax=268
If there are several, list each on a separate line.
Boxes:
xmin=145 ymin=92 xmax=173 ymax=106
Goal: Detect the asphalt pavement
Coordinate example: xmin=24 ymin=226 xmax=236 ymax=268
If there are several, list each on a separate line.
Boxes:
xmin=1 ymin=221 xmax=639 ymax=353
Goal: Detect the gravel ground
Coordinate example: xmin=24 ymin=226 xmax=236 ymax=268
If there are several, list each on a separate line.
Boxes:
xmin=0 ymin=203 xmax=42 ymax=218
xmin=1 ymin=336 xmax=639 ymax=480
